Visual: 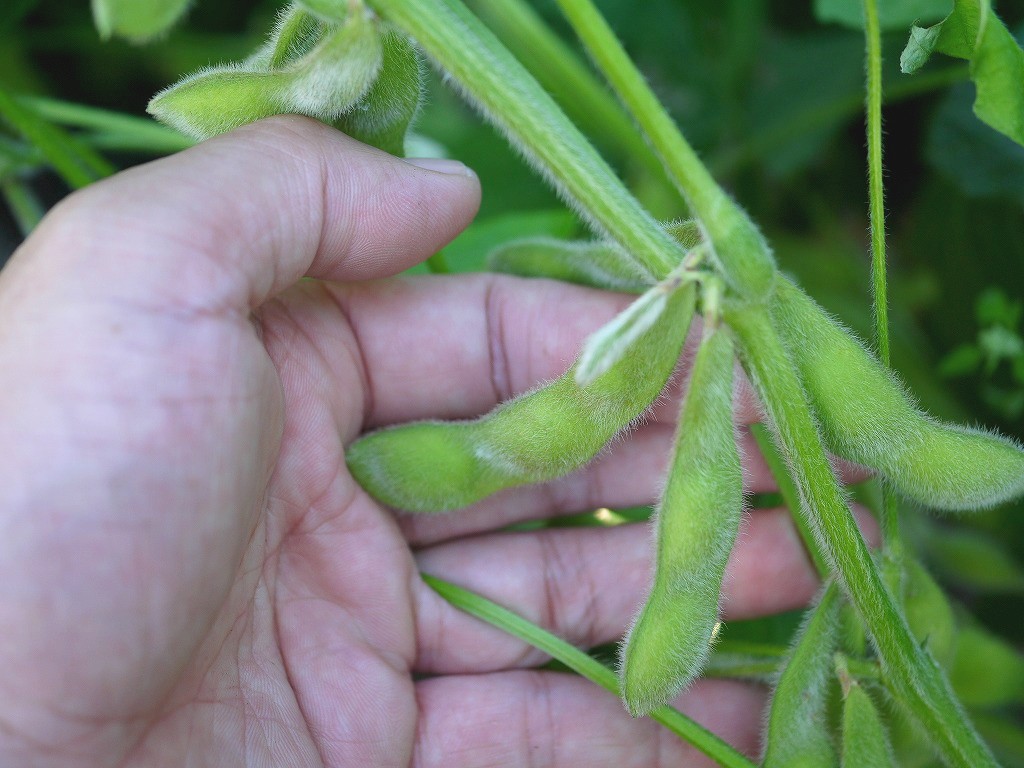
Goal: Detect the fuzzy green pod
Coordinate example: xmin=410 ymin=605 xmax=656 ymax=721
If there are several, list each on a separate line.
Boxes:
xmin=487 ymin=237 xmax=652 ymax=293
xmin=487 ymin=220 xmax=700 ymax=294
xmin=148 ymin=11 xmax=383 ymax=141
xmin=762 ymin=583 xmax=841 ymax=768
xmin=347 ymin=284 xmax=696 ymax=512
xmin=333 ymin=26 xmax=423 ymax=156
xmin=248 ymin=6 xmax=329 ymax=70
xmin=91 ymin=0 xmax=191 ymax=42
xmin=618 ymin=328 xmax=741 ymax=717
xmin=772 ymin=277 xmax=1024 ymax=511
xmin=840 ymin=678 xmax=897 ymax=768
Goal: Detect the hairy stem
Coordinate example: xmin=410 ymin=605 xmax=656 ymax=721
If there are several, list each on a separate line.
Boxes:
xmin=423 ymin=573 xmax=757 ymax=768
xmin=463 ymin=0 xmax=670 ymax=186
xmin=553 ymin=0 xmax=775 ymax=299
xmin=729 ymin=307 xmax=997 ymax=768
xmin=862 ymin=0 xmax=904 ymax=558
xmin=369 ymin=0 xmax=684 ymax=280
xmin=751 ymin=422 xmax=829 ymax=577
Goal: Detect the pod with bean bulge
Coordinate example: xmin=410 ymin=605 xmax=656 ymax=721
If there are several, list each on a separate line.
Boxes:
xmin=148 ymin=4 xmax=423 ymax=156
xmin=840 ymin=675 xmax=897 ymax=768
xmin=771 ymin=277 xmax=1024 ymax=511
xmin=762 ymin=583 xmax=842 ymax=768
xmin=619 ymin=326 xmax=741 ymax=717
xmin=346 ymin=284 xmax=696 ymax=512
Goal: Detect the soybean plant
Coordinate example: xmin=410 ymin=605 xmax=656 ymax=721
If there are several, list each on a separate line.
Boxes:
xmin=99 ymin=0 xmax=1024 ymax=764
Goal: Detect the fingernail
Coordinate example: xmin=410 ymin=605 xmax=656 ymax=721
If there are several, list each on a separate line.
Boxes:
xmin=402 ymin=157 xmax=475 ymax=177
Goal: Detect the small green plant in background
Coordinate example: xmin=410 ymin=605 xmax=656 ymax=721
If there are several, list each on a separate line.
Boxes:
xmin=3 ymin=0 xmax=1024 ymax=765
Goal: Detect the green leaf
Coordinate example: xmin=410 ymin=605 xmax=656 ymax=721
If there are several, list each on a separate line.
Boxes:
xmin=976 ymin=287 xmax=1023 ymax=328
xmin=149 ymin=12 xmax=383 ymax=141
xmin=939 ymin=344 xmax=982 ymax=377
xmin=926 ymin=526 xmax=1024 ymax=594
xmin=901 ymin=1 xmax=1024 ymax=146
xmin=333 ymin=26 xmax=422 ymax=155
xmin=91 ymin=0 xmax=192 ymax=42
xmin=815 ymin=0 xmax=951 ymax=32
xmin=926 ymin=82 xmax=1024 ymax=203
xmin=951 ymin=624 xmax=1024 ymax=708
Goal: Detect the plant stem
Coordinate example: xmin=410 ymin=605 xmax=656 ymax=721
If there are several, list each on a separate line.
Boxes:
xmin=751 ymin=422 xmax=829 ymax=577
xmin=863 ymin=0 xmax=889 ymax=369
xmin=463 ymin=0 xmax=670 ymax=187
xmin=423 ymin=573 xmax=758 ymax=768
xmin=0 ymin=87 xmax=114 ymax=188
xmin=369 ymin=0 xmax=684 ymax=281
xmin=553 ymin=0 xmax=775 ymax=300
xmin=862 ymin=0 xmax=904 ymax=560
xmin=728 ymin=307 xmax=997 ymax=768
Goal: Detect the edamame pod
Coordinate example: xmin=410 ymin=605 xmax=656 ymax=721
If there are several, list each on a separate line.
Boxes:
xmin=619 ymin=328 xmax=741 ymax=717
xmin=840 ymin=676 xmax=897 ymax=768
xmin=347 ymin=284 xmax=696 ymax=512
xmin=486 ymin=237 xmax=652 ymax=293
xmin=772 ymin=278 xmax=1024 ymax=511
xmin=486 ymin=220 xmax=700 ymax=293
xmin=149 ymin=11 xmax=383 ymax=140
xmin=762 ymin=583 xmax=841 ymax=768
xmin=333 ymin=27 xmax=423 ymax=156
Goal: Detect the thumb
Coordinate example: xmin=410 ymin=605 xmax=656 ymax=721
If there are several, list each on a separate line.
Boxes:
xmin=4 ymin=115 xmax=480 ymax=312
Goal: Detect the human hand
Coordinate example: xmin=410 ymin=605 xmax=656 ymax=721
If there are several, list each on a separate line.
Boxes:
xmin=0 ymin=117 xmax=872 ymax=767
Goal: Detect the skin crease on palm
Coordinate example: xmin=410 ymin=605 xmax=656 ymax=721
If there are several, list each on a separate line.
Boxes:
xmin=0 ymin=116 xmax=877 ymax=768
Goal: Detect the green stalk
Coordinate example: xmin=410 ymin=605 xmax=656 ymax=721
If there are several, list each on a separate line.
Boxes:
xmin=423 ymin=573 xmax=757 ymax=768
xmin=862 ymin=0 xmax=890 ymax=374
xmin=553 ymin=0 xmax=775 ymax=300
xmin=0 ymin=87 xmax=114 ymax=188
xmin=24 ymin=96 xmax=194 ymax=154
xmin=368 ymin=0 xmax=684 ymax=281
xmin=751 ymin=422 xmax=830 ymax=577
xmin=862 ymin=0 xmax=903 ymax=559
xmin=728 ymin=307 xmax=997 ymax=768
xmin=463 ymin=0 xmax=669 ymax=185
